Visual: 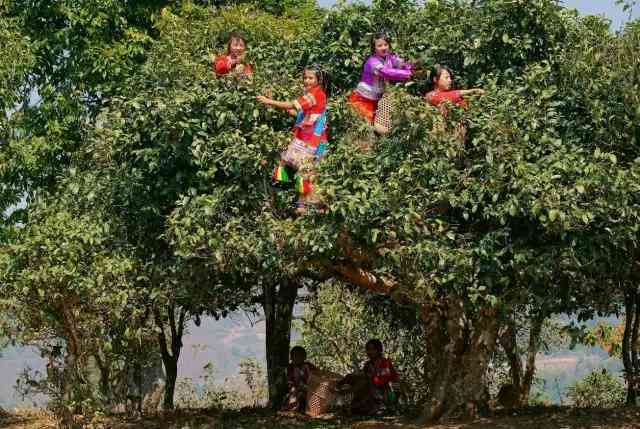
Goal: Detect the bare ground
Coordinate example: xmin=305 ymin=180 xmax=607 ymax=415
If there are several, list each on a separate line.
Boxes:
xmin=1 ymin=407 xmax=639 ymax=429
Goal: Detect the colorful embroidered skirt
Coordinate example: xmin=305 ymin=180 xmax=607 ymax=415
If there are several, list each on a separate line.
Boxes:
xmin=348 ymin=91 xmax=377 ymax=124
xmin=281 ymin=138 xmax=318 ymax=170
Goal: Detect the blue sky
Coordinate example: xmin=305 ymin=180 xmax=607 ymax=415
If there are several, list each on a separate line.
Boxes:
xmin=318 ymin=0 xmax=639 ymax=29
xmin=563 ymin=0 xmax=638 ymax=28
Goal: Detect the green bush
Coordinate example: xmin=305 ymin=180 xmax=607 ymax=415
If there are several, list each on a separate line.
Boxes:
xmin=566 ymin=370 xmax=625 ymax=408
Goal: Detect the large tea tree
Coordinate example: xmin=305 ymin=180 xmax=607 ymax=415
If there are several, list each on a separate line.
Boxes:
xmin=167 ymin=1 xmax=640 ymax=421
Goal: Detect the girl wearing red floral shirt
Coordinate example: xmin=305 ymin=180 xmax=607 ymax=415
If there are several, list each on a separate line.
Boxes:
xmin=339 ymin=339 xmax=399 ymax=416
xmin=425 ymin=65 xmax=485 ymax=145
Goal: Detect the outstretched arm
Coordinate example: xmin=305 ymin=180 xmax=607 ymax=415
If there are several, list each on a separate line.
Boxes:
xmin=214 ymin=56 xmax=236 ymax=75
xmin=256 ymin=96 xmax=298 ymax=116
xmin=377 ymin=64 xmax=412 ymax=81
xmin=459 ymin=88 xmax=486 ymax=97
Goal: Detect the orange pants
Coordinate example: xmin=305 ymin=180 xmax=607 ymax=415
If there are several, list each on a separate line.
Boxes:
xmin=348 ymin=91 xmax=377 ymax=124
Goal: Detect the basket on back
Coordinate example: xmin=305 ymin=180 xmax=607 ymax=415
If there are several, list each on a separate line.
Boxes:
xmin=374 ymin=92 xmax=395 ymax=131
xmin=305 ymin=369 xmax=342 ymax=417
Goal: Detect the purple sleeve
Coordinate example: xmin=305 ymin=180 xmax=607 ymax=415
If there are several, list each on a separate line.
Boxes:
xmin=378 ymin=64 xmax=412 ymax=81
xmin=374 ymin=54 xmax=412 ymax=81
xmin=391 ymin=54 xmax=413 ymax=71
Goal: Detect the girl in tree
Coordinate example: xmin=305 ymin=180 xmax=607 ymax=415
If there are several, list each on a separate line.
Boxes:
xmin=348 ymin=32 xmax=413 ymax=135
xmin=257 ymin=65 xmax=328 ymax=215
xmin=214 ymin=31 xmax=253 ymax=78
xmin=425 ymin=65 xmax=485 ymax=148
xmin=283 ymin=346 xmax=317 ymax=412
xmin=425 ymin=64 xmax=485 ymax=113
xmin=339 ymin=339 xmax=399 ymax=416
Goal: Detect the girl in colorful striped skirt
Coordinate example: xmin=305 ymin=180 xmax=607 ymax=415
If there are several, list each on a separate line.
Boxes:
xmin=257 ymin=65 xmax=328 ymax=215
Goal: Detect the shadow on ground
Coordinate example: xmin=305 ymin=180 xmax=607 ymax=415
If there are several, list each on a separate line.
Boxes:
xmin=2 ymin=406 xmax=640 ymax=429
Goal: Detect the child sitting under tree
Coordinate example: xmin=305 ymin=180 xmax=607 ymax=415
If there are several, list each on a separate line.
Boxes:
xmin=338 ymin=339 xmax=399 ymax=416
xmin=283 ymin=346 xmax=317 ymax=412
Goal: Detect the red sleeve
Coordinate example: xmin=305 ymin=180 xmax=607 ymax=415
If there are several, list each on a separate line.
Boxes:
xmin=426 ymin=90 xmax=467 ymax=109
xmin=372 ymin=359 xmax=398 ymax=386
xmin=450 ymin=90 xmax=466 ymax=107
xmin=295 ymin=86 xmax=326 ymax=113
xmin=214 ymin=55 xmax=232 ymax=75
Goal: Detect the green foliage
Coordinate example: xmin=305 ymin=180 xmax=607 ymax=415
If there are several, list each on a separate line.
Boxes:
xmin=238 ymin=358 xmax=268 ymax=406
xmin=3 ymin=0 xmax=640 ymax=416
xmin=0 ymin=15 xmax=33 ymax=115
xmin=0 ymin=179 xmax=150 ymax=412
xmin=566 ymin=370 xmax=626 ymax=408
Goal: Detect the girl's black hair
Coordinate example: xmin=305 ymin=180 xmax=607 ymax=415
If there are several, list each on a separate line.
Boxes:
xmin=226 ymin=31 xmax=247 ymax=54
xmin=304 ymin=64 xmax=329 ymax=92
xmin=430 ymin=64 xmax=454 ymax=89
xmin=370 ymin=31 xmax=392 ymax=54
xmin=366 ymin=338 xmax=384 ymax=353
xmin=290 ymin=346 xmax=307 ymax=359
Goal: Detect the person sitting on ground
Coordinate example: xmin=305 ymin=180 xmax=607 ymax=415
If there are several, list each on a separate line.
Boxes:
xmin=338 ymin=339 xmax=399 ymax=416
xmin=214 ymin=31 xmax=253 ymax=78
xmin=282 ymin=346 xmax=317 ymax=412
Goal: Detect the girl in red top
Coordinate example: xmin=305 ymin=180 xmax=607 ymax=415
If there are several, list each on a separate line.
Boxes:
xmin=214 ymin=31 xmax=253 ymax=78
xmin=283 ymin=346 xmax=317 ymax=412
xmin=425 ymin=65 xmax=485 ymax=144
xmin=257 ymin=65 xmax=329 ymax=215
xmin=362 ymin=339 xmax=399 ymax=414
xmin=339 ymin=339 xmax=399 ymax=416
xmin=425 ymin=64 xmax=485 ymax=112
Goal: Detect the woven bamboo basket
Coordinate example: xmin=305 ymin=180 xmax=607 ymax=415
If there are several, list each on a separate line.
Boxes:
xmin=305 ymin=370 xmax=342 ymax=417
xmin=374 ymin=92 xmax=396 ymax=131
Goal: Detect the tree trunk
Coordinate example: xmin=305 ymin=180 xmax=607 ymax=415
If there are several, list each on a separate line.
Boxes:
xmin=623 ymin=287 xmax=640 ymax=406
xmin=419 ymin=298 xmax=499 ymax=424
xmin=263 ymin=279 xmax=298 ymax=410
xmin=521 ymin=313 xmax=544 ymax=405
xmin=623 ymin=288 xmax=638 ymax=405
xmin=154 ymin=304 xmax=185 ymax=411
xmin=499 ymin=318 xmax=522 ymax=393
xmin=498 ymin=311 xmax=544 ymax=408
xmin=163 ymin=358 xmax=178 ymax=411
xmin=632 ymin=292 xmax=640 ymax=405
xmin=93 ymin=352 xmax=112 ymax=404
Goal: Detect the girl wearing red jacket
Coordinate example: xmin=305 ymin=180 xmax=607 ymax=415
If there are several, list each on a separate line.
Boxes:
xmin=213 ymin=31 xmax=253 ymax=78
xmin=425 ymin=64 xmax=485 ymax=113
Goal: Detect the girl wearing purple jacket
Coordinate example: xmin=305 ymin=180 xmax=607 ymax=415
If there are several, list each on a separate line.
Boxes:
xmin=348 ymin=32 xmax=413 ymax=135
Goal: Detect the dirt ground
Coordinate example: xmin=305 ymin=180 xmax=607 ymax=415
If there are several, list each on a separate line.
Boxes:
xmin=1 ymin=406 xmax=639 ymax=429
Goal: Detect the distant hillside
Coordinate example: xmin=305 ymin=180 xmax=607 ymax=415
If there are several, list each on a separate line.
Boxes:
xmin=0 ymin=314 xmax=269 ymax=408
xmin=0 ymin=313 xmax=624 ymax=408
